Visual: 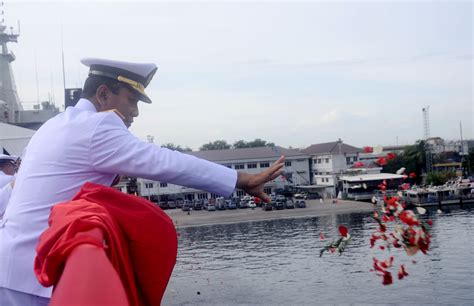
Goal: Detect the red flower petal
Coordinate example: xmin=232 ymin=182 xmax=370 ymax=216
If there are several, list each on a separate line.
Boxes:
xmin=319 ymin=232 xmax=325 ymax=241
xmin=339 ymin=225 xmax=348 ymax=237
xmin=363 ymin=146 xmax=374 ymax=153
xmin=383 ymin=271 xmax=393 ymax=285
xmin=401 ymin=183 xmax=410 ymax=190
xmin=427 ymin=219 xmax=433 ymax=226
xmin=409 ymin=172 xmax=416 ymax=178
xmin=386 ymin=153 xmax=396 ymax=161
xmin=398 ymin=264 xmax=409 ymax=280
xmin=376 ymin=157 xmax=388 ymax=166
xmin=353 ymin=161 xmax=365 ymax=168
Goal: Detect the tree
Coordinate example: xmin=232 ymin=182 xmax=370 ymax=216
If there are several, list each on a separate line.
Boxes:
xmin=199 ymin=140 xmax=231 ymax=151
xmin=426 ymin=171 xmax=457 ymax=186
xmin=232 ymin=139 xmax=275 ymax=149
xmin=461 ymin=148 xmax=474 ymax=176
xmin=161 ymin=143 xmax=192 ymax=152
xmin=383 ymin=140 xmax=426 ymax=185
xmin=233 ymin=140 xmax=249 ymax=149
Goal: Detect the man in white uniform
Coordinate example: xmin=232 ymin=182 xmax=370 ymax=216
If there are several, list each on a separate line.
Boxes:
xmin=0 ymin=58 xmax=285 ymax=305
xmin=0 ymin=155 xmax=17 ymax=218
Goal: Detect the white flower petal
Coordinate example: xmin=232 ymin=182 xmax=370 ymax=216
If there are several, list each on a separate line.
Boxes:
xmin=416 ymin=207 xmax=427 ymax=215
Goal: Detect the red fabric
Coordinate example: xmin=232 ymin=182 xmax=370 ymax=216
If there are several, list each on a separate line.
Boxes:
xmin=35 ymin=182 xmax=178 ymax=306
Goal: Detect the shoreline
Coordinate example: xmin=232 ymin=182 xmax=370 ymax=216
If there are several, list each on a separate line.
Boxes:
xmin=165 ymin=199 xmax=376 ymax=228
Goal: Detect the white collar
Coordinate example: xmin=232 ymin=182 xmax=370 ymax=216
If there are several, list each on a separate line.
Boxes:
xmin=74 ymin=99 xmax=98 ymax=113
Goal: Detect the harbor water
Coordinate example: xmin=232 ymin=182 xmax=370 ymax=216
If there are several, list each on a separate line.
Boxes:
xmin=163 ymin=205 xmax=474 ymax=305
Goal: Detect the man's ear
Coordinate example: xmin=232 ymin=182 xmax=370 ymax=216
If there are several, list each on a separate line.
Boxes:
xmin=95 ymin=85 xmax=109 ymax=108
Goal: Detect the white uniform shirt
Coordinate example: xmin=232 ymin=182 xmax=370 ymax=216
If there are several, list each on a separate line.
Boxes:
xmin=0 ymin=171 xmax=13 ymax=217
xmin=0 ymin=99 xmax=237 ymax=297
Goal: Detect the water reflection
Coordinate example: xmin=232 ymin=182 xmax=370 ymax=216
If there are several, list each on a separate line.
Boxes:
xmin=164 ymin=206 xmax=474 ymax=305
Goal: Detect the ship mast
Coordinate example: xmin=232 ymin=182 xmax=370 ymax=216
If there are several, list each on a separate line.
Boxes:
xmin=0 ymin=2 xmax=23 ymax=124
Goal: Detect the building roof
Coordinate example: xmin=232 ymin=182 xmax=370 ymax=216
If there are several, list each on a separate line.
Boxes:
xmin=339 ymin=173 xmax=404 ymax=182
xmin=187 ymin=146 xmax=307 ymax=162
xmin=301 ymin=141 xmax=361 ymax=155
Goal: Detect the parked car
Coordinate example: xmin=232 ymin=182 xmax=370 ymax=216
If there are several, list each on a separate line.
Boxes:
xmin=176 ymin=199 xmax=184 ymax=208
xmin=239 ymin=201 xmax=248 ymax=209
xmin=295 ymin=200 xmax=306 ymax=208
xmin=306 ymin=193 xmax=321 ymax=199
xmin=182 ymin=203 xmax=191 ymax=211
xmin=159 ymin=202 xmax=169 ymax=210
xmin=285 ymin=199 xmax=295 ymax=209
xmin=262 ymin=202 xmax=273 ymax=211
xmin=248 ymin=201 xmax=256 ymax=209
xmin=228 ymin=201 xmax=237 ymax=209
xmin=207 ymin=203 xmax=216 ymax=211
xmin=193 ymin=200 xmax=203 ymax=210
xmin=167 ymin=201 xmax=176 ymax=209
xmin=217 ymin=201 xmax=227 ymax=210
xmin=273 ymin=201 xmax=285 ymax=210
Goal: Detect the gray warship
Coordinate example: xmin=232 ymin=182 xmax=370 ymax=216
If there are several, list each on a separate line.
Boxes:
xmin=0 ymin=18 xmax=60 ymax=130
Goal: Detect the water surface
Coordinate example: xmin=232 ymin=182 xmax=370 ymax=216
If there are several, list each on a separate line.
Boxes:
xmin=164 ymin=205 xmax=474 ymax=305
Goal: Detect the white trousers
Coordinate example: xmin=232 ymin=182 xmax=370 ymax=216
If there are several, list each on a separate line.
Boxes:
xmin=0 ymin=287 xmax=50 ymax=306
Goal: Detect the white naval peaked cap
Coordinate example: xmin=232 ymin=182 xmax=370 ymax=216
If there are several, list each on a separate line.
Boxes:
xmin=81 ymin=58 xmax=158 ymax=104
xmin=0 ymin=154 xmax=18 ymax=162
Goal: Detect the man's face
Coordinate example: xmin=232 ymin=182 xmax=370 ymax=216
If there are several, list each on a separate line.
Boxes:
xmin=0 ymin=161 xmax=16 ymax=176
xmin=104 ymin=86 xmax=140 ymax=128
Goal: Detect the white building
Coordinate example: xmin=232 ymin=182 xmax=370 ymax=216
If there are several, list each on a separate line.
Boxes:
xmin=301 ymin=140 xmax=361 ymax=197
xmin=137 ymin=146 xmax=310 ymax=201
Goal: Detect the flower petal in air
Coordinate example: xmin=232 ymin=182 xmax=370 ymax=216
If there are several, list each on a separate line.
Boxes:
xmin=338 ymin=225 xmax=349 ymax=237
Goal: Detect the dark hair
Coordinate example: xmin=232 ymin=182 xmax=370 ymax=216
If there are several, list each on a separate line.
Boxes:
xmin=81 ymin=75 xmax=129 ymax=98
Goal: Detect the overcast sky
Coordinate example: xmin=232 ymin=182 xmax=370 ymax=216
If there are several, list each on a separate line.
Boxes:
xmin=4 ymin=0 xmax=473 ymax=150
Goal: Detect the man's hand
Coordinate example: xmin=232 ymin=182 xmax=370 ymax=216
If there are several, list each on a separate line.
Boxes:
xmin=236 ymin=156 xmax=285 ymax=203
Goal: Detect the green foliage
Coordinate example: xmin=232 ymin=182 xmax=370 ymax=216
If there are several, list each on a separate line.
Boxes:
xmin=461 ymin=148 xmax=474 ymax=175
xmin=161 ymin=143 xmax=192 ymax=152
xmin=233 ymin=138 xmax=275 ymax=149
xmin=384 ymin=140 xmax=426 ymax=184
xmin=426 ymin=171 xmax=457 ymax=186
xmin=199 ymin=140 xmax=231 ymax=151
xmin=199 ymin=139 xmax=275 ymax=150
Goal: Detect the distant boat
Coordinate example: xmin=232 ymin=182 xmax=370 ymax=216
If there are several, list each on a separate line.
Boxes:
xmin=402 ymin=180 xmax=474 ymax=207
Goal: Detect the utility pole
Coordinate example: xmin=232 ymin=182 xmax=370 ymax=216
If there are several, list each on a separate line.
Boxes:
xmin=422 ymin=107 xmax=433 ymax=174
xmin=460 ymin=121 xmax=470 ymax=176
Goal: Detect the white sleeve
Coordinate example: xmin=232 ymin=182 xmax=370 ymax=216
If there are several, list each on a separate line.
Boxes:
xmin=89 ymin=114 xmax=238 ymax=197
xmin=0 ymin=183 xmax=12 ymax=217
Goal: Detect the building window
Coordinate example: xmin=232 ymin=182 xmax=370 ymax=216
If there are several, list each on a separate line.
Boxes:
xmin=264 ymin=187 xmax=272 ymax=194
xmin=159 ymin=182 xmax=167 ymax=188
xmin=145 ymin=183 xmax=153 ymax=188
xmin=260 ymin=162 xmax=270 ymax=168
xmin=235 ymin=164 xmax=245 ymax=170
xmin=353 ymin=157 xmax=358 ymax=162
xmin=285 ymin=161 xmax=292 ymax=167
xmin=247 ymin=163 xmax=257 ymax=169
xmin=236 ymin=190 xmax=245 ymax=197
xmin=224 ymin=164 xmax=232 ymax=168
xmin=325 ymin=158 xmax=329 ymax=163
xmin=346 ymin=157 xmax=351 ymax=165
xmin=198 ymin=193 xmax=208 ymax=199
xmin=317 ymin=159 xmax=322 ymax=164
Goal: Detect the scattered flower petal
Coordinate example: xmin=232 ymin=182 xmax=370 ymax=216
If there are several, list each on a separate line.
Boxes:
xmin=416 ymin=207 xmax=426 ymax=215
xmin=363 ymin=146 xmax=374 ymax=153
xmin=339 ymin=225 xmax=348 ymax=237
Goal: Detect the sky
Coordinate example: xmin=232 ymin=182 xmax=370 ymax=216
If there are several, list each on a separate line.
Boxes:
xmin=4 ymin=0 xmax=473 ymax=150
